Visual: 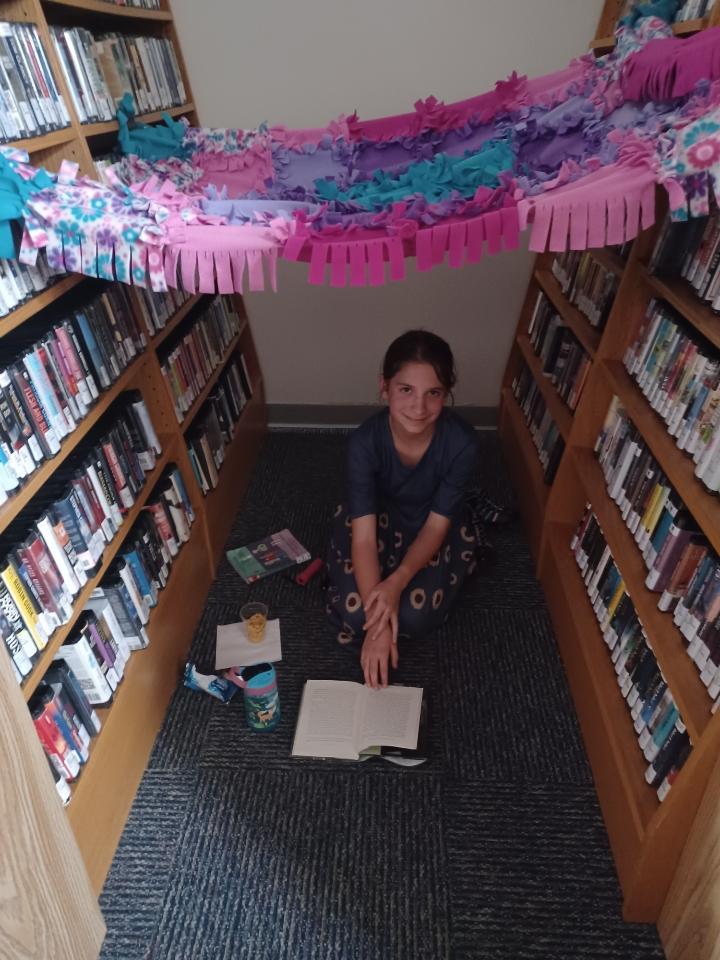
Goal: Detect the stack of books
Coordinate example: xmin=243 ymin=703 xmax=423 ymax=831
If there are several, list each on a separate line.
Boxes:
xmin=596 ymin=396 xmax=720 ymax=695
xmin=551 ymin=250 xmax=620 ymax=332
xmin=27 ymin=462 xmax=194 ymax=800
xmin=0 ymin=283 xmax=147 ymax=507
xmin=159 ymin=296 xmax=242 ymax=423
xmin=50 ymin=27 xmax=185 ymax=124
xmin=571 ymin=506 xmax=692 ymax=801
xmin=186 ymin=356 xmax=252 ymax=493
xmin=511 ymin=364 xmax=565 ymax=483
xmin=0 ymin=21 xmax=70 ymax=142
xmin=527 ymin=291 xmax=591 ymax=411
xmin=0 ymin=392 xmax=162 ymax=685
xmin=624 ymin=300 xmax=720 ymax=492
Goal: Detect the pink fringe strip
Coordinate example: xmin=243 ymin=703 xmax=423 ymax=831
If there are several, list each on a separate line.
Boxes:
xmin=518 ymin=163 xmax=657 ymax=253
xmin=283 ymin=206 xmax=521 ymax=287
xmin=621 ymin=27 xmax=720 ymax=101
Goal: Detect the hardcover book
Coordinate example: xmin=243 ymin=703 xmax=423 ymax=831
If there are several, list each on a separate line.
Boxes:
xmin=227 ymin=528 xmax=310 ymax=583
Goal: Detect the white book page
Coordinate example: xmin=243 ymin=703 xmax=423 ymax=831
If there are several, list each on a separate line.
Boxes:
xmin=357 ymin=686 xmax=423 ymax=753
xmin=292 ymin=680 xmax=363 ymax=760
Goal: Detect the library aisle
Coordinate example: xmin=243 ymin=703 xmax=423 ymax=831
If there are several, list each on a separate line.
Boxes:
xmin=97 ymin=429 xmax=665 ymax=960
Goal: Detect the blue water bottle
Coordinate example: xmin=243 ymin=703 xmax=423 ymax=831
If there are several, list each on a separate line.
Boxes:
xmin=234 ymin=662 xmax=280 ymax=732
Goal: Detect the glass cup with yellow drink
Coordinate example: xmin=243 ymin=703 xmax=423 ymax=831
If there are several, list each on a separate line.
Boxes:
xmin=240 ymin=601 xmax=269 ymax=644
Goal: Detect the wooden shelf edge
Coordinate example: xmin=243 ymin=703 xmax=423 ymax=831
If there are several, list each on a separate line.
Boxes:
xmin=179 ymin=331 xmax=242 ymax=432
xmin=22 ymin=442 xmax=173 ymax=701
xmin=43 ymin=0 xmax=173 ymax=20
xmin=591 ymin=246 xmax=627 ymax=278
xmin=638 ymin=263 xmax=720 ymax=352
xmin=572 ymin=446 xmax=711 ymax=741
xmin=544 ymin=521 xmax=659 ymax=835
xmin=535 ymin=268 xmax=601 ymax=358
xmin=516 ymin=334 xmax=574 ymax=442
xmin=0 ymin=274 xmax=84 ymax=339
xmin=600 ymin=359 xmax=720 ymax=557
xmin=9 ymin=126 xmax=76 ymax=154
xmin=82 ymin=102 xmax=194 ymax=137
xmin=0 ymin=353 xmax=148 ymax=537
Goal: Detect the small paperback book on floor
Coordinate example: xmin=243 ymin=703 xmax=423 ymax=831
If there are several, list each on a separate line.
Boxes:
xmin=227 ymin=529 xmax=310 ymax=584
xmin=292 ymin=680 xmax=423 ymax=761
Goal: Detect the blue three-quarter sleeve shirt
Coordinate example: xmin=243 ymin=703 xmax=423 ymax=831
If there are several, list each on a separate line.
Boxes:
xmin=347 ymin=409 xmax=478 ymax=536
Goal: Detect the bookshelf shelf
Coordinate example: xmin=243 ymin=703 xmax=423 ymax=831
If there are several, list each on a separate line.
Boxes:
xmin=0 ymin=0 xmax=267 ymax=916
xmin=81 ymin=102 xmax=195 ymax=137
xmin=499 ymin=6 xmax=720 ymax=921
xmin=21 ymin=440 xmax=172 ymax=701
xmin=573 ymin=447 xmax=711 ymax=741
xmin=497 ymin=387 xmax=548 ymax=563
xmin=67 ymin=512 xmax=212 ymax=890
xmin=0 ymin=351 xmax=148 ymax=538
xmin=202 ymin=385 xmax=266 ymax=566
xmin=543 ymin=522 xmax=659 ymax=837
xmin=535 ymin=268 xmax=602 ymax=358
xmin=11 ymin=126 xmax=76 ymax=154
xmin=638 ymin=262 xmax=720 ymax=351
xmin=590 ymin=246 xmax=627 ymax=278
xmin=516 ymin=333 xmax=574 ymax=441
xmin=150 ymin=293 xmax=203 ymax=349
xmin=179 ymin=327 xmax=244 ymax=433
xmin=0 ymin=273 xmax=84 ymax=337
xmin=600 ymin=359 xmax=720 ymax=556
xmin=42 ymin=0 xmax=173 ymax=21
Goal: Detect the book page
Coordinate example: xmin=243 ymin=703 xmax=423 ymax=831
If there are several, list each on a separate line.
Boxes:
xmin=291 ymin=680 xmax=363 ymax=760
xmin=357 ymin=686 xmax=423 ymax=752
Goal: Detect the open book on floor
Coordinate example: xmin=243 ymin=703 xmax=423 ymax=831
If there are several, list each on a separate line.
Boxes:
xmin=359 ymin=692 xmax=429 ymax=766
xmin=292 ymin=680 xmax=423 ymax=762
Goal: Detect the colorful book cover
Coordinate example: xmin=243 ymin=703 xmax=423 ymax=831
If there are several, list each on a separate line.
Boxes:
xmin=227 ymin=529 xmax=311 ymax=584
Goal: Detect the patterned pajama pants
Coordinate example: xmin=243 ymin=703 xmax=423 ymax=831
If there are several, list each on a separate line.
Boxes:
xmin=325 ymin=503 xmax=478 ymax=646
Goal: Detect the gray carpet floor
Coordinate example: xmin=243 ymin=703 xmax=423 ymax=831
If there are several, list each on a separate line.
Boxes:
xmin=98 ymin=429 xmax=666 ymax=960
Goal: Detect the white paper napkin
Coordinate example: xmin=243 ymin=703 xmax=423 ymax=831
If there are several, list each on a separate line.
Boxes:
xmin=215 ymin=618 xmax=282 ymax=669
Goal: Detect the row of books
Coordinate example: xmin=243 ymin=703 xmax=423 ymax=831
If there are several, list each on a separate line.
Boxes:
xmin=674 ymin=0 xmax=716 ymax=19
xmin=50 ymin=26 xmax=185 ymax=125
xmin=650 ymin=206 xmax=720 ymax=311
xmin=134 ymin=285 xmax=194 ymax=339
xmin=510 ymin=364 xmax=565 ymax=484
xmin=101 ymin=0 xmax=162 ymax=9
xmin=187 ymin=356 xmax=252 ymax=494
xmin=0 ymin=21 xmax=69 ymax=142
xmin=571 ymin=507 xmax=693 ymax=801
xmin=596 ymin=396 xmax=720 ymax=695
xmin=623 ymin=299 xmax=720 ymax=491
xmin=550 ymin=250 xmax=620 ymax=331
xmin=27 ymin=463 xmax=195 ymax=797
xmin=0 ymin=392 xmax=162 ymax=685
xmin=0 ymin=249 xmax=64 ymax=318
xmin=160 ymin=295 xmax=243 ymax=424
xmin=527 ymin=290 xmax=591 ymax=411
xmin=0 ymin=283 xmax=147 ymax=506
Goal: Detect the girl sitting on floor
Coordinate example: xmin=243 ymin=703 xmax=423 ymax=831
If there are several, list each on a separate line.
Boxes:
xmin=326 ymin=329 xmax=479 ymax=688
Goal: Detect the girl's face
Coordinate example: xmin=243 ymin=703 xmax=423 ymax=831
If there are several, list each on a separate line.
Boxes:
xmin=381 ymin=361 xmax=447 ymax=437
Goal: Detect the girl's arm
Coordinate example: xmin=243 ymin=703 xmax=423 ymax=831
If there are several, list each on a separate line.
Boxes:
xmin=364 ymin=511 xmax=450 ymax=634
xmin=350 ymin=515 xmax=382 ymax=602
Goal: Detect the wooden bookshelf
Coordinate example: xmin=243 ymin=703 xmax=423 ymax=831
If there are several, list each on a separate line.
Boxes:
xmin=499 ymin=5 xmax=720 ymax=924
xmin=0 ymin=0 xmax=266 ymax=939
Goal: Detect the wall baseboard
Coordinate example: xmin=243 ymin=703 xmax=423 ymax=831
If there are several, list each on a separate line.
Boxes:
xmin=267 ymin=404 xmax=498 ymax=429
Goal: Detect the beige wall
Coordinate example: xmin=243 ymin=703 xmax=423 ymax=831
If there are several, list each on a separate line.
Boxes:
xmin=171 ymin=0 xmax=604 ymax=410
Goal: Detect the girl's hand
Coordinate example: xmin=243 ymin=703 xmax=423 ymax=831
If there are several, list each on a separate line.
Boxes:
xmin=360 ymin=623 xmax=399 ymax=688
xmin=363 ymin=577 xmax=401 ymax=644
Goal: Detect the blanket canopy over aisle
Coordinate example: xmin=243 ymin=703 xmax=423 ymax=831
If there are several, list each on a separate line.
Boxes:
xmin=4 ymin=3 xmax=720 ymax=294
